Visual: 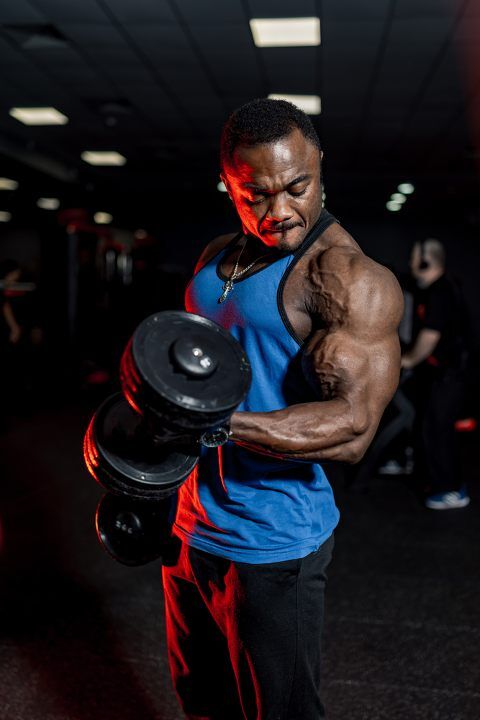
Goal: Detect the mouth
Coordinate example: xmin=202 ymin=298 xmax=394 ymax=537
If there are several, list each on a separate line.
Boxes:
xmin=261 ymin=223 xmax=301 ymax=235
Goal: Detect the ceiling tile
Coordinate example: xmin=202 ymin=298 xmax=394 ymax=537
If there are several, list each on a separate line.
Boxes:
xmin=0 ymin=0 xmax=45 ymax=23
xmin=262 ymin=48 xmax=317 ymax=94
xmin=187 ymin=24 xmax=263 ymax=97
xmin=395 ymin=0 xmax=457 ymax=19
xmin=103 ymin=0 xmax=177 ymax=23
xmin=369 ymin=18 xmax=452 ymax=113
xmin=322 ymin=0 xmax=390 ymax=22
xmin=56 ymin=23 xmax=128 ymax=48
xmin=28 ymin=0 xmax=109 ymax=22
xmin=322 ymin=20 xmax=385 ymax=116
xmin=171 ymin=0 xmax=246 ymax=25
xmin=247 ymin=0 xmax=317 ymax=17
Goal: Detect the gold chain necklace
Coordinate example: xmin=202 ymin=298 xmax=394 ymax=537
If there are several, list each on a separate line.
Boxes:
xmin=217 ymin=238 xmax=272 ymax=304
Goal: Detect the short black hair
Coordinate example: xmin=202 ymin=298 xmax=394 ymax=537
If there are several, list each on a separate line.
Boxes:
xmin=220 ymin=98 xmax=321 ymax=169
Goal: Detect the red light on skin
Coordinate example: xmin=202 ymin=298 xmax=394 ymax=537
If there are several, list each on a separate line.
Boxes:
xmin=455 ymin=418 xmax=477 ymax=433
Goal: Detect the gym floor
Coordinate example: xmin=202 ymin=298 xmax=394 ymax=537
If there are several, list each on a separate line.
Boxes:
xmin=0 ymin=395 xmax=478 ymax=720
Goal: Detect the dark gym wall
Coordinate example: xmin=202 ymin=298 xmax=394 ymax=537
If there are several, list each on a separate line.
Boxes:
xmin=0 ymin=226 xmax=41 ymax=273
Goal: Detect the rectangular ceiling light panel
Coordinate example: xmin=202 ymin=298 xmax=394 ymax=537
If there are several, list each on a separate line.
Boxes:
xmin=268 ymin=93 xmax=321 ymax=115
xmin=250 ymin=17 xmax=320 ymax=47
xmin=9 ymin=107 xmax=69 ymax=125
xmin=0 ymin=178 xmax=19 ymax=190
xmin=81 ymin=151 xmax=127 ymax=166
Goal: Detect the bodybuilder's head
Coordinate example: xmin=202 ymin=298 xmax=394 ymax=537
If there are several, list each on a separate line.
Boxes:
xmin=220 ymin=99 xmax=323 ymax=252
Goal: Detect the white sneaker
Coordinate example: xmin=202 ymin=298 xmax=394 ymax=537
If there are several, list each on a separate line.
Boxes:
xmin=378 ymin=460 xmax=405 ymax=475
xmin=425 ymin=488 xmax=470 ymax=510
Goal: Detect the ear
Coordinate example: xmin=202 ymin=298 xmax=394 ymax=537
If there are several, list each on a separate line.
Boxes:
xmin=220 ymin=172 xmax=234 ymax=201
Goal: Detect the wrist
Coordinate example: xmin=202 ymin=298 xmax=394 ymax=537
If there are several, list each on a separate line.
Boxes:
xmin=200 ymin=422 xmax=232 ymax=448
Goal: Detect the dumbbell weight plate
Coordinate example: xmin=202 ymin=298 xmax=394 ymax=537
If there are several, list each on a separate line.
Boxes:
xmin=95 ymin=492 xmax=179 ymax=566
xmin=120 ymin=311 xmax=251 ymax=433
xmin=84 ymin=393 xmax=198 ymax=501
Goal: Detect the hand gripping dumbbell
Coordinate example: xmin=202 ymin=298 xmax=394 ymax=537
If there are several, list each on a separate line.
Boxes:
xmin=83 ymin=311 xmax=251 ymax=565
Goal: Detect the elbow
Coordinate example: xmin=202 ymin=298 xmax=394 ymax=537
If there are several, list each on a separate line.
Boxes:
xmin=339 ymin=423 xmax=374 ymax=464
xmin=350 ymin=405 xmax=370 ymax=439
xmin=341 ymin=441 xmax=368 ymax=465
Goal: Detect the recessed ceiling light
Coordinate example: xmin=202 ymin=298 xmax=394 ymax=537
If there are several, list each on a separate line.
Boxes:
xmin=94 ymin=211 xmax=113 ymax=224
xmin=386 ymin=201 xmax=402 ymax=212
xmin=9 ymin=107 xmax=68 ymax=126
xmin=250 ymin=17 xmax=320 ymax=47
xmin=81 ymin=151 xmax=127 ymax=166
xmin=391 ymin=193 xmax=406 ymax=203
xmin=268 ymin=93 xmax=321 ymax=115
xmin=217 ymin=181 xmax=228 ymax=192
xmin=0 ymin=178 xmax=19 ymax=190
xmin=398 ymin=183 xmax=415 ymax=194
xmin=0 ymin=211 xmax=12 ymax=222
xmin=37 ymin=197 xmax=60 ymax=210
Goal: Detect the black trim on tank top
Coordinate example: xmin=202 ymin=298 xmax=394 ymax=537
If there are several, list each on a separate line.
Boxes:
xmin=276 ymin=209 xmax=338 ymax=347
xmin=184 ymin=231 xmax=244 ymax=297
xmin=215 ymin=233 xmax=288 ymax=284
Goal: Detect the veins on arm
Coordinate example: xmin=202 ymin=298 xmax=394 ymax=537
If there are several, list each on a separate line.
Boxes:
xmin=230 ymin=248 xmax=404 ymax=463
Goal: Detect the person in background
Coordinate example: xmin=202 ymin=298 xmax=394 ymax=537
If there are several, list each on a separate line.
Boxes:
xmin=401 ymin=239 xmax=470 ymax=509
xmin=0 ymin=259 xmax=22 ymax=345
xmin=0 ymin=259 xmax=22 ymax=428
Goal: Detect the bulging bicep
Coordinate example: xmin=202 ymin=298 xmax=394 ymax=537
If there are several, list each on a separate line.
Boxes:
xmin=303 ymin=326 xmax=401 ymax=432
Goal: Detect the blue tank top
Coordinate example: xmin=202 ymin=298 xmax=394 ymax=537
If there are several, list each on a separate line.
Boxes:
xmin=173 ymin=211 xmax=340 ymax=563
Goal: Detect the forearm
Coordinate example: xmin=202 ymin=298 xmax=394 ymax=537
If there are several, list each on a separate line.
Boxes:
xmin=402 ymin=329 xmax=440 ymax=368
xmin=3 ymin=302 xmax=21 ymax=342
xmin=230 ymin=399 xmax=368 ymax=462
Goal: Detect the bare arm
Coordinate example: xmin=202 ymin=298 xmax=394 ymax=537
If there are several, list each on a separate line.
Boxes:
xmin=401 ymin=329 xmax=440 ymax=369
xmin=3 ymin=301 xmax=21 ymax=343
xmin=230 ymin=251 xmax=404 ymax=464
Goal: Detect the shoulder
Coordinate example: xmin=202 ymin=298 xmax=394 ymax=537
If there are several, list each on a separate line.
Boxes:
xmin=193 ymin=232 xmax=240 ymax=274
xmin=313 ymin=244 xmax=404 ymax=334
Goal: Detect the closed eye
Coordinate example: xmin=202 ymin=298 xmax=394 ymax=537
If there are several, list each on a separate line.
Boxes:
xmin=246 ymin=194 xmax=268 ymax=206
xmin=289 ymin=187 xmax=307 ymax=197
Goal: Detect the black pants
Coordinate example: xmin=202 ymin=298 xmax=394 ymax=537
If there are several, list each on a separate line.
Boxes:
xmin=162 ymin=535 xmax=334 ymax=720
xmin=413 ymin=367 xmax=464 ymax=493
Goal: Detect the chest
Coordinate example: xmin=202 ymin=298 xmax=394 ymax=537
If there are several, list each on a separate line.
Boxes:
xmin=188 ymin=243 xmax=332 ymax=346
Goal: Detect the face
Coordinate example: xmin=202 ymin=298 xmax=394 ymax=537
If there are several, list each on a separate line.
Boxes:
xmin=221 ymin=128 xmax=323 ymax=252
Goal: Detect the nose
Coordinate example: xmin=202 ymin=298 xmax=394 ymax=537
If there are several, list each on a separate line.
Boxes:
xmin=266 ymin=192 xmax=293 ymax=223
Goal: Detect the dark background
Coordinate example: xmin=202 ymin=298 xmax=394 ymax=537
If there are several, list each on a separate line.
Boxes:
xmin=0 ymin=0 xmax=480 ymax=307
xmin=1 ymin=3 xmax=480 ymax=720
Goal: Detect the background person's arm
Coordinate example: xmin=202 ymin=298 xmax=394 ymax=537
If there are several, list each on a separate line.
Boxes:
xmin=3 ymin=301 xmax=22 ymax=344
xmin=230 ymin=254 xmax=404 ymax=463
xmin=401 ymin=328 xmax=440 ymax=369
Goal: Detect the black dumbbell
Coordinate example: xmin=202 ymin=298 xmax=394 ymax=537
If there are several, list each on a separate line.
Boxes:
xmin=95 ymin=492 xmax=180 ymax=566
xmin=84 ymin=311 xmax=251 ymax=502
xmin=83 ymin=311 xmax=251 ymax=564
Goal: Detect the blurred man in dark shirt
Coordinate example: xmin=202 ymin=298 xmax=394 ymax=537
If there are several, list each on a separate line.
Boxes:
xmin=402 ymin=239 xmax=470 ymax=509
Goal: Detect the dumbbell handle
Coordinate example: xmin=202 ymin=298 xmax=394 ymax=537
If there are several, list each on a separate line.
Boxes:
xmin=140 ymin=404 xmax=233 ymax=449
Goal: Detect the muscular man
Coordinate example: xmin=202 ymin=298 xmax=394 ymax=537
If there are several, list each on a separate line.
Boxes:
xmin=162 ymin=99 xmax=403 ymax=720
